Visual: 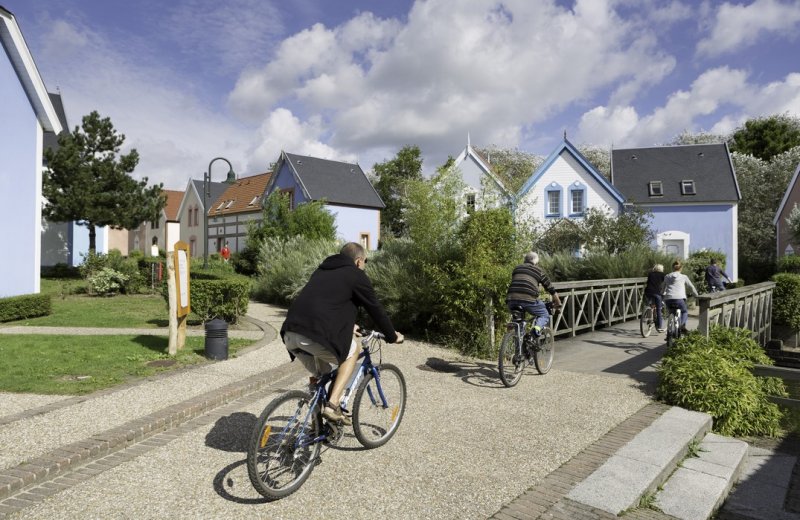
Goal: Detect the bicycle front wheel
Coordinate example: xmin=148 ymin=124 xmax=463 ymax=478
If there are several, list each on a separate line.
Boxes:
xmin=534 ymin=327 xmax=554 ymax=374
xmin=640 ymin=307 xmax=654 ymax=337
xmin=352 ymin=364 xmax=407 ymax=449
xmin=247 ymin=390 xmax=321 ymax=500
xmin=498 ymin=331 xmax=524 ymax=387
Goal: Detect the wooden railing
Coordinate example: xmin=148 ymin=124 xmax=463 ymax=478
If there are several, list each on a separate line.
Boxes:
xmin=752 ymin=364 xmax=800 ymax=409
xmin=549 ymin=277 xmax=647 ymax=338
xmin=697 ymin=282 xmax=775 ymax=346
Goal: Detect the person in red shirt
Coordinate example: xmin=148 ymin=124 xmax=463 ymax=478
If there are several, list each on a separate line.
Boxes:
xmin=220 ymin=242 xmax=231 ymax=263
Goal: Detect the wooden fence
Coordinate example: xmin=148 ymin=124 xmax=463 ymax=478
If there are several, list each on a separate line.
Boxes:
xmin=549 ymin=277 xmax=647 ymax=338
xmin=696 ymin=282 xmax=775 ymax=346
xmin=752 ymin=364 xmax=800 ymax=409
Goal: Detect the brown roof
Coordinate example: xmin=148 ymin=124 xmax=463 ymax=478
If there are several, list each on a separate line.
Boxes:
xmin=208 ymin=172 xmax=272 ymax=216
xmin=163 ymin=190 xmax=184 ymax=221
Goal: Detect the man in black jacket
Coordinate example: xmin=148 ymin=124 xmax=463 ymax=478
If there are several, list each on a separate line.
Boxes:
xmin=281 ymin=242 xmax=403 ymax=424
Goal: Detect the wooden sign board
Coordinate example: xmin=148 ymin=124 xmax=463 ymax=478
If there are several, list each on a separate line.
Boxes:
xmin=173 ymin=241 xmax=191 ymax=318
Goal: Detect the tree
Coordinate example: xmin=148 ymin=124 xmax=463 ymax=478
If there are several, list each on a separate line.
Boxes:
xmin=669 ymin=130 xmax=727 ymax=146
xmin=475 ymin=145 xmax=542 ymax=193
xmin=577 ymin=145 xmax=611 ymax=180
xmin=249 ymin=191 xmax=336 ymax=242
xmin=729 ymin=114 xmax=800 ymax=161
xmin=43 ymin=111 xmax=164 ymax=252
xmin=372 ymin=145 xmax=424 ymax=237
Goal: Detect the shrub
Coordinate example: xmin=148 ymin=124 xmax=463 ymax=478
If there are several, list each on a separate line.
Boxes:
xmin=777 ymin=255 xmax=800 ymax=274
xmin=251 ymin=236 xmax=339 ymax=306
xmin=773 ymin=273 xmax=800 ymax=331
xmin=657 ymin=327 xmax=785 ymax=437
xmin=87 ymin=267 xmax=128 ymax=296
xmin=0 ymin=293 xmax=52 ymax=321
xmin=41 ymin=263 xmax=80 ymax=279
xmin=189 ymin=278 xmax=250 ymax=323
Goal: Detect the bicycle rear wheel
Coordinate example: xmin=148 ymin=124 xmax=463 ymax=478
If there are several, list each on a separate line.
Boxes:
xmin=534 ymin=327 xmax=554 ymax=374
xmin=666 ymin=316 xmax=677 ymax=348
xmin=247 ymin=390 xmax=321 ymax=500
xmin=498 ymin=331 xmax=524 ymax=387
xmin=352 ymin=364 xmax=406 ymax=448
xmin=640 ymin=306 xmax=654 ymax=337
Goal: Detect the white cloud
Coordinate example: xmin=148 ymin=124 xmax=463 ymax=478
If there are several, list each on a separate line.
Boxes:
xmin=35 ymin=18 xmax=252 ymax=190
xmin=577 ymin=68 xmax=800 ymax=147
xmin=696 ymin=0 xmax=800 ymax=57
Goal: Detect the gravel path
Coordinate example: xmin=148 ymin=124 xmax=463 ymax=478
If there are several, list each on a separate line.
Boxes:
xmin=9 ymin=337 xmax=650 ymax=519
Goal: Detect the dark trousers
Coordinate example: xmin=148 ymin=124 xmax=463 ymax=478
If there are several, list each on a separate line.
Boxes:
xmin=665 ymin=299 xmax=688 ymax=327
xmin=645 ymin=293 xmax=663 ymax=329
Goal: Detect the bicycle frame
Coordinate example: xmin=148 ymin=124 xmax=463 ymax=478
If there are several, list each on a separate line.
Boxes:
xmin=279 ymin=334 xmax=390 ymax=450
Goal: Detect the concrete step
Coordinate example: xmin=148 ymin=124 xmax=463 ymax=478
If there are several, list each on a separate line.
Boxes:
xmin=567 ymin=406 xmax=712 ymax=515
xmin=654 ymin=432 xmax=749 ymax=520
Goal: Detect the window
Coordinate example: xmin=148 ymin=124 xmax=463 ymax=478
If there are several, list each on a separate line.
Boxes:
xmin=681 ymin=180 xmax=696 ymax=195
xmin=150 ymin=219 xmax=159 ymax=229
xmin=648 ymin=181 xmax=663 ymax=197
xmin=194 ymin=208 xmax=200 ymax=227
xmin=546 ymin=185 xmax=562 ymax=217
xmin=569 ymin=182 xmax=586 ymax=216
xmin=281 ymin=188 xmax=295 ymax=209
xmin=225 ymin=200 xmax=234 ymax=209
xmin=189 ymin=238 xmax=196 ymax=256
xmin=466 ymin=193 xmax=476 ymax=213
xmin=216 ymin=202 xmax=225 ymax=211
xmin=248 ymin=196 xmax=259 ymax=206
xmin=360 ymin=233 xmax=370 ymax=250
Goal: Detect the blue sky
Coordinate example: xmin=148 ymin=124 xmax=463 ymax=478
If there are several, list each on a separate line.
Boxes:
xmin=7 ymin=0 xmax=800 ymax=190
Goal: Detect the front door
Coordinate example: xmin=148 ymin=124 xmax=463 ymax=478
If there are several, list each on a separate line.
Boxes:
xmin=663 ymin=239 xmax=684 ymax=258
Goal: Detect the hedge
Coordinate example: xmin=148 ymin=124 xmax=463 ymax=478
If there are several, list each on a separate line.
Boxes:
xmin=777 ymin=255 xmax=800 ymax=274
xmin=773 ymin=273 xmax=800 ymax=331
xmin=188 ymin=279 xmax=250 ymax=323
xmin=0 ymin=293 xmax=52 ymax=322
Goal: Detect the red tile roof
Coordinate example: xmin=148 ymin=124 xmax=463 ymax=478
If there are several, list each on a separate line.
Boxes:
xmin=162 ymin=190 xmax=184 ymax=221
xmin=208 ymin=172 xmax=272 ymax=216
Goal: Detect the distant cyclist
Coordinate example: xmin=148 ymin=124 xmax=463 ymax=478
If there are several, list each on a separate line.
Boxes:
xmin=705 ymin=258 xmax=731 ymax=292
xmin=645 ymin=264 xmax=666 ymax=332
xmin=506 ymin=252 xmax=561 ymax=336
xmin=663 ymin=260 xmax=699 ymax=333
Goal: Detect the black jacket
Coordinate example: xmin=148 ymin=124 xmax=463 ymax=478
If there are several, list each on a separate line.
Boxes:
xmin=280 ymin=254 xmax=398 ymax=363
xmin=645 ymin=271 xmax=665 ymax=296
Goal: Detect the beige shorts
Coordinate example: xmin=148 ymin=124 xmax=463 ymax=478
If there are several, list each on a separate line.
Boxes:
xmin=284 ymin=331 xmax=357 ymax=377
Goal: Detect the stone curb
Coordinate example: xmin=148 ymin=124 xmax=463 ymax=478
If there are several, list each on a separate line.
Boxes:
xmin=0 ymin=360 xmax=304 ymax=501
xmin=490 ymin=402 xmax=679 ymax=520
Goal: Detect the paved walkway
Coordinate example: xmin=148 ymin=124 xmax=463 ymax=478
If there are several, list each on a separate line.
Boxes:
xmin=0 ymin=307 xmax=790 ymax=518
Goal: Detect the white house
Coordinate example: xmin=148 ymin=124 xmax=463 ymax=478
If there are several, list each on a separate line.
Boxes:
xmin=1 ymin=6 xmax=62 ymax=296
xmin=451 ymin=135 xmax=513 ymax=211
xmin=515 ymin=137 xmax=625 ymax=226
xmin=175 ymin=179 xmax=230 ymax=258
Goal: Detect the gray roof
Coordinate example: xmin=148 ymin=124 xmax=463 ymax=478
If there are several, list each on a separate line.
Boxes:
xmin=611 ymin=143 xmax=740 ymax=204
xmin=43 ymin=92 xmax=69 ymax=153
xmin=192 ymin=180 xmax=230 ymax=213
xmin=284 ymin=152 xmax=384 ymax=209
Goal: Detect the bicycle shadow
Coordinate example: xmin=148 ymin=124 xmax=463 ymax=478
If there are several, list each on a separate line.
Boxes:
xmin=418 ymin=357 xmax=507 ymax=388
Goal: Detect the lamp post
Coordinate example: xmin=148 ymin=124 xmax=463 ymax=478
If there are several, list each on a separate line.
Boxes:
xmin=203 ymin=157 xmax=236 ymax=268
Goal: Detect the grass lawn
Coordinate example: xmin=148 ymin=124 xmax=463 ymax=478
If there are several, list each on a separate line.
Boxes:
xmin=0 ymin=334 xmax=255 ymax=395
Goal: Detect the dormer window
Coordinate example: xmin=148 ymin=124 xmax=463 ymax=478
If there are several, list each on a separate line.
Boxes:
xmin=681 ymin=180 xmax=696 ymax=195
xmin=248 ymin=196 xmax=260 ymax=206
xmin=216 ymin=202 xmax=225 ymax=210
xmin=225 ymin=200 xmax=234 ymax=209
xmin=648 ymin=181 xmax=663 ymax=197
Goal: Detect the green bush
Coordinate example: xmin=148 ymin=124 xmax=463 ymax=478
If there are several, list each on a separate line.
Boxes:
xmin=773 ymin=273 xmax=800 ymax=330
xmin=251 ymin=236 xmax=339 ymax=306
xmin=88 ymin=267 xmax=128 ymax=296
xmin=538 ymin=246 xmax=674 ymax=282
xmin=189 ymin=278 xmax=250 ymax=323
xmin=0 ymin=293 xmax=52 ymax=322
xmin=41 ymin=263 xmax=80 ymax=278
xmin=777 ymin=255 xmax=800 ymax=274
xmin=657 ymin=327 xmax=785 ymax=437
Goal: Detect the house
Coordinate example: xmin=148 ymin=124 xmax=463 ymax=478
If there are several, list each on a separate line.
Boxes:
xmin=129 ymin=189 xmax=184 ymax=256
xmin=515 ymin=137 xmax=625 ymax=225
xmin=451 ymin=135 xmax=513 ymax=211
xmin=611 ymin=143 xmax=741 ymax=278
xmin=207 ymin=172 xmax=271 ymax=254
xmin=773 ymin=162 xmax=800 ymax=257
xmin=176 ymin=179 xmax=230 ymax=257
xmin=1 ymin=6 xmax=63 ymax=296
xmin=263 ymin=151 xmax=385 ymax=250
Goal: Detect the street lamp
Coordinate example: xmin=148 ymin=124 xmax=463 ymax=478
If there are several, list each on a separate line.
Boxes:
xmin=203 ymin=157 xmax=236 ymax=268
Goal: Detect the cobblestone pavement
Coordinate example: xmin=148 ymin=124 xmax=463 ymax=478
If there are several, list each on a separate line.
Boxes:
xmin=1 ymin=303 xmax=662 ymax=519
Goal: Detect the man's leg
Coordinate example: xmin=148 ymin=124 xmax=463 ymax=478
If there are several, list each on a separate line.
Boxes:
xmin=328 ymin=343 xmax=357 ymax=406
xmin=526 ymin=300 xmax=549 ymax=332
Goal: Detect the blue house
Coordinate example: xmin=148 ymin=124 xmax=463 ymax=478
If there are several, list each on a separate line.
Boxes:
xmin=263 ymin=152 xmax=385 ymax=250
xmin=515 ymin=137 xmax=625 ymax=226
xmin=611 ymin=143 xmax=741 ymax=278
xmin=1 ymin=6 xmax=62 ymax=296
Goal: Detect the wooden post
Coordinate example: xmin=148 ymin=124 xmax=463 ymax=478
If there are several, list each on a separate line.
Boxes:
xmin=168 ymin=242 xmax=191 ymax=355
xmin=485 ymin=293 xmax=495 ymax=352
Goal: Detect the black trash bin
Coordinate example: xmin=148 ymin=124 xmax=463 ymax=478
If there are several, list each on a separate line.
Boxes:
xmin=205 ymin=318 xmax=228 ymax=360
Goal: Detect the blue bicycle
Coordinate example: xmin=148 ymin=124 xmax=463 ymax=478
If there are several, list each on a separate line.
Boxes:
xmin=247 ymin=329 xmax=406 ymax=500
